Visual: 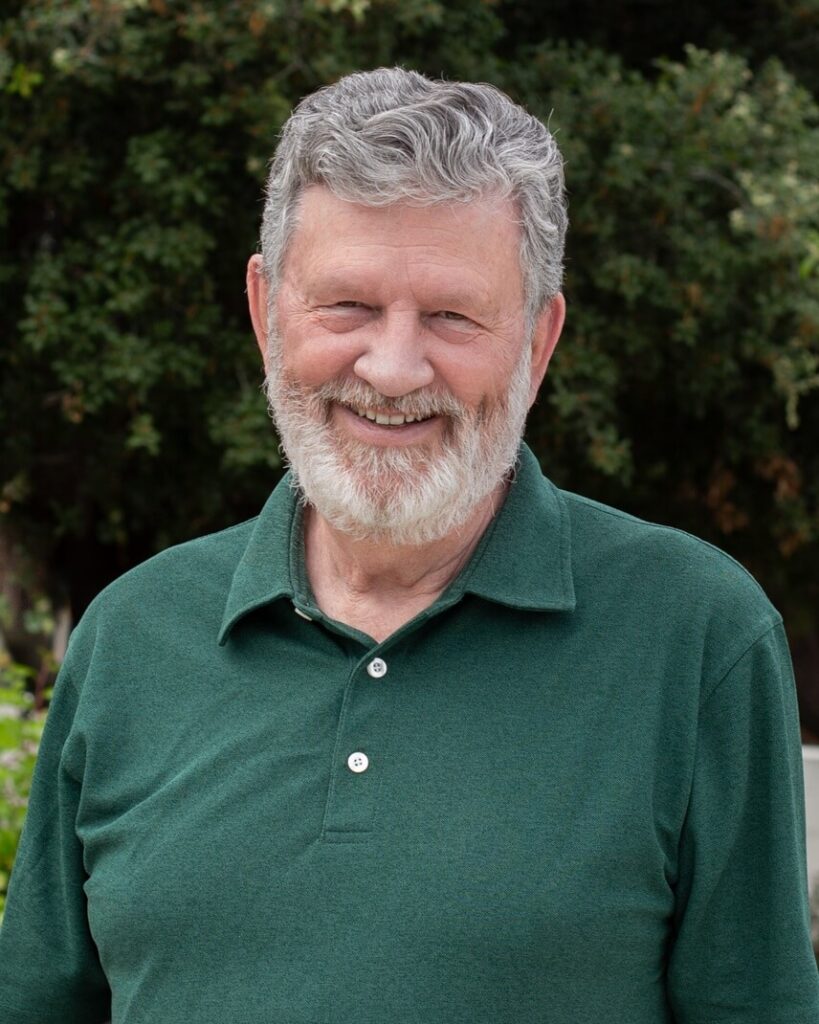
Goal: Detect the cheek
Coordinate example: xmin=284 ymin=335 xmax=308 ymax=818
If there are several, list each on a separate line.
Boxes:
xmin=436 ymin=348 xmax=523 ymax=408
xmin=276 ymin=293 xmax=363 ymax=387
xmin=281 ymin=334 xmax=361 ymax=388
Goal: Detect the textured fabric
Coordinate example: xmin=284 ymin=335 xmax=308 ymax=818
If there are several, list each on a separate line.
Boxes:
xmin=0 ymin=444 xmax=816 ymax=1023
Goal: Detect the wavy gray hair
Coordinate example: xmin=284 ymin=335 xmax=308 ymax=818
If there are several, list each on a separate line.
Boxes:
xmin=259 ymin=67 xmax=567 ymax=329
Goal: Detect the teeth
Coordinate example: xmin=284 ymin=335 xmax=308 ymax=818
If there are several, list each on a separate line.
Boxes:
xmin=351 ymin=405 xmax=427 ymax=426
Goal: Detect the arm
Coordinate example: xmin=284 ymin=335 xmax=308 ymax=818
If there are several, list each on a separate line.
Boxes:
xmin=667 ymin=621 xmax=819 ymax=1022
xmin=0 ymin=664 xmax=111 ymax=1023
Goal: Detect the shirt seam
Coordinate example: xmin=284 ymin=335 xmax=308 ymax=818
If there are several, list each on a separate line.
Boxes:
xmin=700 ymin=618 xmax=782 ymax=709
xmin=564 ymin=491 xmax=772 ymax=601
xmin=56 ymin=660 xmax=81 ymax=701
xmin=56 ymin=663 xmax=85 ymax=785
xmin=674 ymin=619 xmax=785 ymax=907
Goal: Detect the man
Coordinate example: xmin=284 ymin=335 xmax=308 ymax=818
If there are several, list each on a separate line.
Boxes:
xmin=0 ymin=68 xmax=816 ymax=1023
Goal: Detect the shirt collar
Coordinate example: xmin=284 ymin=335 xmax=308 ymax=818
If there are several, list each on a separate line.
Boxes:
xmin=217 ymin=442 xmax=575 ymax=645
xmin=217 ymin=477 xmax=299 ymax=645
xmin=451 ymin=442 xmax=576 ymax=613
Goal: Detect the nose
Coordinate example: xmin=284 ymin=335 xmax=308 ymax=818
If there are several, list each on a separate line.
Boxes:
xmin=353 ymin=311 xmax=435 ymax=397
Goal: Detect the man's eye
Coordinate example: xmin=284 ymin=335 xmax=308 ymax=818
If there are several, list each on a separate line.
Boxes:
xmin=333 ymin=301 xmax=366 ymax=309
xmin=435 ymin=310 xmax=475 ymax=327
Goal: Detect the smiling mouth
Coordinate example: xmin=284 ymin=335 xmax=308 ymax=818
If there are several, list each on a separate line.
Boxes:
xmin=343 ymin=403 xmax=436 ymax=426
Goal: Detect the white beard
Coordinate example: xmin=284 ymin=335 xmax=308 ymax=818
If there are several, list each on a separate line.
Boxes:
xmin=263 ymin=334 xmax=532 ymax=546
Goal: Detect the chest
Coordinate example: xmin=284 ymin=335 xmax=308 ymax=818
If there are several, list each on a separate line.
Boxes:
xmin=73 ymin=600 xmax=696 ymax=1021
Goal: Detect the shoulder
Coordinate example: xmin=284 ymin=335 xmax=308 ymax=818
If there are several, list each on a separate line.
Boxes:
xmin=64 ymin=516 xmax=259 ymax=668
xmin=96 ymin=514 xmax=257 ymax=607
xmin=557 ymin=488 xmax=782 ymax=689
xmin=561 ymin=487 xmax=775 ymax=605
xmin=564 ymin=490 xmax=768 ymax=592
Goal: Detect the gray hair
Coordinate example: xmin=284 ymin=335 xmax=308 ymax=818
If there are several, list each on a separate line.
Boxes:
xmin=260 ymin=67 xmax=567 ymax=328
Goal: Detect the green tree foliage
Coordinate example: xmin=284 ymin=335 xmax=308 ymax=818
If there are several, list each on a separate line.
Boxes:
xmin=517 ymin=45 xmax=819 ymax=628
xmin=0 ymin=660 xmax=44 ymax=921
xmin=1 ymin=0 xmax=818 ymax=634
xmin=497 ymin=0 xmax=819 ymax=98
xmin=0 ymin=0 xmax=506 ymax=610
xmin=0 ymin=590 xmax=51 ymax=918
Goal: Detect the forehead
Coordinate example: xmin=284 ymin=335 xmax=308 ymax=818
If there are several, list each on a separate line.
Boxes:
xmin=282 ymin=185 xmax=524 ymax=308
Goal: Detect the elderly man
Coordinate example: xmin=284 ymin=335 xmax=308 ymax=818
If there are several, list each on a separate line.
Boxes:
xmin=0 ymin=68 xmax=816 ymax=1023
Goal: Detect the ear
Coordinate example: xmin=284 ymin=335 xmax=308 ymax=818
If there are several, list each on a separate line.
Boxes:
xmin=528 ymin=293 xmax=566 ymax=407
xmin=246 ymin=254 xmax=269 ymax=364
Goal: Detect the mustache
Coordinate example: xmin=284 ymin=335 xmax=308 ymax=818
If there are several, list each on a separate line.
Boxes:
xmin=310 ymin=378 xmax=469 ymax=420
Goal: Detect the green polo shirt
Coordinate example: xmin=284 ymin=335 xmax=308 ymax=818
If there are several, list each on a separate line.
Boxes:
xmin=0 ymin=445 xmax=816 ymax=1023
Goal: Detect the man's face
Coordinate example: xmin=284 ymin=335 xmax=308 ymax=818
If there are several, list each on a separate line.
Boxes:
xmin=248 ymin=185 xmax=564 ymax=544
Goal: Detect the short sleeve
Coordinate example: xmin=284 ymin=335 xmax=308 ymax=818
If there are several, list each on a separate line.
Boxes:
xmin=667 ymin=621 xmax=819 ymax=1022
xmin=0 ymin=663 xmax=111 ymax=1023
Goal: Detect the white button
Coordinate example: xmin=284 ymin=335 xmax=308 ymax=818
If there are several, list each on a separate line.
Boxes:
xmin=293 ymin=606 xmax=313 ymax=621
xmin=367 ymin=658 xmax=387 ymax=679
xmin=347 ymin=751 xmax=369 ymax=773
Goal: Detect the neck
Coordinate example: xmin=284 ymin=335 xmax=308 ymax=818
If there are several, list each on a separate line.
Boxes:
xmin=303 ymin=484 xmax=507 ymax=639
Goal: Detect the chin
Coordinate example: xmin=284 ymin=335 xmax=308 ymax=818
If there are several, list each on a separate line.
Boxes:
xmin=298 ymin=457 xmax=491 ymax=546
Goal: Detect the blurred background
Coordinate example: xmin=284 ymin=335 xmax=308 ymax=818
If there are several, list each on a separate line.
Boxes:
xmin=1 ymin=0 xmax=818 ymax=930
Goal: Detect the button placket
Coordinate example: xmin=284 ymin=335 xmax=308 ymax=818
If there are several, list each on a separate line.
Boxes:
xmin=322 ymin=650 xmax=398 ymax=840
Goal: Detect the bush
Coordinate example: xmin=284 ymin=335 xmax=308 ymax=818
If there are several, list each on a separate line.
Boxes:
xmin=517 ymin=44 xmax=819 ymax=627
xmin=1 ymin=3 xmax=817 ymax=633
xmin=0 ymin=657 xmax=46 ymax=921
